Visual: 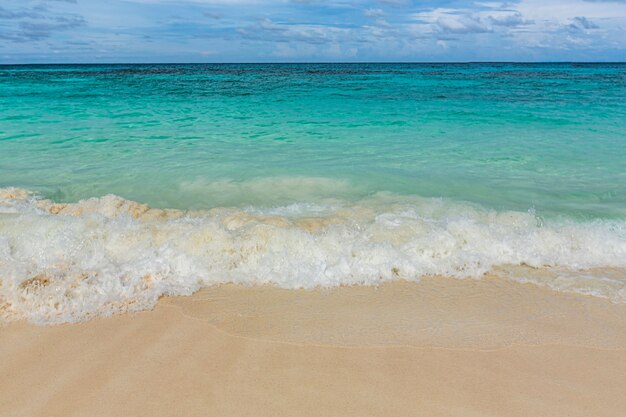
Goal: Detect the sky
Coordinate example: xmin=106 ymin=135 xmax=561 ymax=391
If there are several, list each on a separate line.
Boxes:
xmin=0 ymin=0 xmax=625 ymax=63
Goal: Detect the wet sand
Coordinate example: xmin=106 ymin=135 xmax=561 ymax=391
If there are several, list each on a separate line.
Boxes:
xmin=1 ymin=276 xmax=625 ymax=417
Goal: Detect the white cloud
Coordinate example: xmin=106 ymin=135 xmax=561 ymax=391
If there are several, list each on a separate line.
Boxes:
xmin=435 ymin=14 xmax=491 ymax=34
xmin=1 ymin=0 xmax=625 ymax=62
xmin=486 ymin=11 xmax=533 ymax=27
xmin=516 ymin=0 xmax=626 ymax=21
xmin=364 ymin=8 xmax=384 ymax=18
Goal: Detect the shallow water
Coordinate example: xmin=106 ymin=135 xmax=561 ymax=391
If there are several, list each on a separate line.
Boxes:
xmin=2 ymin=63 xmax=625 ymax=217
xmin=1 ymin=63 xmax=625 ymax=323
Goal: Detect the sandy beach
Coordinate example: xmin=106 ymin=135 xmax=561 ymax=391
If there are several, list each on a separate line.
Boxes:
xmin=2 ymin=16 xmax=626 ymax=417
xmin=2 ymin=275 xmax=625 ymax=417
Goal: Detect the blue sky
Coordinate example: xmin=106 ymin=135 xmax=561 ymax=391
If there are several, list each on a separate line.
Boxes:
xmin=1 ymin=0 xmax=625 ymax=63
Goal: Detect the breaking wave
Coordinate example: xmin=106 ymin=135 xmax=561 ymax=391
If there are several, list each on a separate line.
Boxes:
xmin=1 ymin=187 xmax=625 ymax=324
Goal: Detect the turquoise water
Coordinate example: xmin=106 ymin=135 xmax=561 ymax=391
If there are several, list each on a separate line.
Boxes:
xmin=1 ymin=63 xmax=626 ymax=323
xmin=1 ymin=63 xmax=625 ymax=217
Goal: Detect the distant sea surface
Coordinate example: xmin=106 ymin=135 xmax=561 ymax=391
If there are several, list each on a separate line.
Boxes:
xmin=1 ymin=63 xmax=625 ymax=323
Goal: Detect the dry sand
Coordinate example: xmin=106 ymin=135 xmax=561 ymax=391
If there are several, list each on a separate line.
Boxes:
xmin=1 ymin=276 xmax=625 ymax=417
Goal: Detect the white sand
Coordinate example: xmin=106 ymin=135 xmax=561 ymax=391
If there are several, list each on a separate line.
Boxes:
xmin=1 ymin=276 xmax=625 ymax=417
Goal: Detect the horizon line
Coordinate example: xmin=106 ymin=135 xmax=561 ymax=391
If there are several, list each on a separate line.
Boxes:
xmin=2 ymin=60 xmax=626 ymax=66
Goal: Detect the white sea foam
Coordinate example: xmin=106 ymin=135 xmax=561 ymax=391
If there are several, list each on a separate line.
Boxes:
xmin=0 ymin=187 xmax=625 ymax=324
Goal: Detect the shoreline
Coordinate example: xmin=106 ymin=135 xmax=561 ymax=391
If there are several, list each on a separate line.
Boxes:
xmin=2 ymin=276 xmax=625 ymax=416
xmin=2 ymin=186 xmax=626 ymax=324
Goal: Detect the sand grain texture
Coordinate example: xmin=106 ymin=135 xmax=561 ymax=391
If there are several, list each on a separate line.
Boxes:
xmin=1 ymin=277 xmax=625 ymax=417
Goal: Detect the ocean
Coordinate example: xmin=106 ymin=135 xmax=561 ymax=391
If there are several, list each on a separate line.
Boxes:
xmin=1 ymin=63 xmax=625 ymax=323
